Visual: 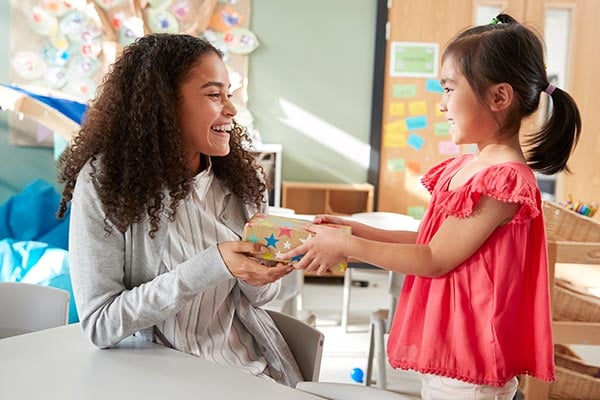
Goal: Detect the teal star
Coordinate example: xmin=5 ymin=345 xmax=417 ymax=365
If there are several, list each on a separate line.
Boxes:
xmin=246 ymin=234 xmax=259 ymax=243
xmin=264 ymin=233 xmax=280 ymax=248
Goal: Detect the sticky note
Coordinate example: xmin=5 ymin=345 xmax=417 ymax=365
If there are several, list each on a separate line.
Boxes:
xmin=438 ymin=140 xmax=461 ymax=155
xmin=383 ymin=132 xmax=407 ymax=148
xmin=407 ymin=133 xmax=425 ymax=150
xmin=405 ymin=116 xmax=428 ymax=130
xmin=425 ymin=79 xmax=444 ymax=93
xmin=406 ymin=160 xmax=421 ymax=174
xmin=408 ymin=101 xmax=427 ymax=116
xmin=407 ymin=206 xmax=426 ymax=219
xmin=389 ymin=102 xmax=406 ymax=116
xmin=434 ymin=122 xmax=450 ymax=135
xmin=384 ymin=120 xmax=408 ymax=135
xmin=387 ymin=158 xmax=406 ymax=171
xmin=393 ymin=84 xmax=417 ymax=98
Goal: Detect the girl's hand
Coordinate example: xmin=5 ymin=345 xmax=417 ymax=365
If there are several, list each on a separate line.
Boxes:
xmin=312 ymin=214 xmax=352 ymax=226
xmin=217 ymin=241 xmax=293 ymax=285
xmin=280 ymin=224 xmax=350 ymax=276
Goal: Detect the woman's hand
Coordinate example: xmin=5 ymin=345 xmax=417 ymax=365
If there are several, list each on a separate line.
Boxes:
xmin=218 ymin=241 xmax=294 ymax=286
xmin=280 ymin=223 xmax=350 ymax=276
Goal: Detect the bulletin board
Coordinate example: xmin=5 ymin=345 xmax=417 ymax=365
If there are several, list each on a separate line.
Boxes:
xmin=7 ymin=0 xmax=257 ymax=148
xmin=375 ymin=1 xmax=474 ymax=218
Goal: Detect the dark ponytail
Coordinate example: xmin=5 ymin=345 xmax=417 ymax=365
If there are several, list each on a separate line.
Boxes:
xmin=525 ymin=87 xmax=581 ymax=174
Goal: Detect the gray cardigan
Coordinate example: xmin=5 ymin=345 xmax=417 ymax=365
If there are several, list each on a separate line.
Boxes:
xmin=69 ymin=161 xmax=303 ymax=387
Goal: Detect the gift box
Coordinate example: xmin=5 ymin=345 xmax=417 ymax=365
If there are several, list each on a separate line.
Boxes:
xmin=242 ymin=213 xmax=351 ymax=271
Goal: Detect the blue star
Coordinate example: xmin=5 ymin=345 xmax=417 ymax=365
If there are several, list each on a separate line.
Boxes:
xmin=264 ymin=233 xmax=280 ymax=248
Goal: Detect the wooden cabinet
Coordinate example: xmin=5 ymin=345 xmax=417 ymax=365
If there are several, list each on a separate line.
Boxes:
xmin=281 ymin=181 xmax=374 ymax=216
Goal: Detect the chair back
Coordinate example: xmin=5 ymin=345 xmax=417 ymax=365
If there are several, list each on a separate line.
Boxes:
xmin=386 ymin=272 xmax=404 ymax=331
xmin=266 ymin=309 xmax=324 ymax=381
xmin=0 ymin=282 xmax=69 ymax=339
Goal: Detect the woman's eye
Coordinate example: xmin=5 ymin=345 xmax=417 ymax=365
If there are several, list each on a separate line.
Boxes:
xmin=208 ymin=93 xmax=220 ymax=98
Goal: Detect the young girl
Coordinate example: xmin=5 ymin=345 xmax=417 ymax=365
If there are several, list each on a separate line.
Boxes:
xmin=282 ymin=14 xmax=581 ymax=399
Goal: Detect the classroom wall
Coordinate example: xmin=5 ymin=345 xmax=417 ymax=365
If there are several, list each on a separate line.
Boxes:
xmin=249 ymin=0 xmax=376 ymax=184
xmin=0 ymin=0 xmax=376 ymax=204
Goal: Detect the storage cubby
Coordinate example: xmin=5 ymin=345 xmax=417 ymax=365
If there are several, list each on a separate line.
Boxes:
xmin=281 ymin=181 xmax=374 ymax=216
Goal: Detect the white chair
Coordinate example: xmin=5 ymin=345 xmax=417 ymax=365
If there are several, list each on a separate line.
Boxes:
xmin=266 ymin=309 xmax=324 ymax=381
xmin=296 ymin=382 xmax=413 ymax=399
xmin=0 ymin=282 xmax=70 ymax=339
xmin=365 ymin=271 xmax=405 ymax=389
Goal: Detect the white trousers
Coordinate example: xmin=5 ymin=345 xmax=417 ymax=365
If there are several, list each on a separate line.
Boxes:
xmin=420 ymin=374 xmax=518 ymax=400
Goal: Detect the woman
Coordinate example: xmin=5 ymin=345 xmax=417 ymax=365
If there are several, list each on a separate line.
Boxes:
xmin=57 ymin=33 xmax=302 ymax=387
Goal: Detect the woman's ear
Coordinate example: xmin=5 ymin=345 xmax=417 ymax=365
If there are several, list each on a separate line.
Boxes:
xmin=488 ymin=83 xmax=513 ymax=112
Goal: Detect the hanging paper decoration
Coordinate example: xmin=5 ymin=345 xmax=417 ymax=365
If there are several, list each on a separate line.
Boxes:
xmin=40 ymin=0 xmax=75 ymax=17
xmin=145 ymin=8 xmax=180 ymax=33
xmin=169 ymin=0 xmax=191 ymax=20
xmin=223 ymin=27 xmax=258 ymax=55
xmin=7 ymin=0 xmax=256 ymax=149
xmin=94 ymin=0 xmax=127 ymax=10
xmin=208 ymin=5 xmax=242 ymax=32
xmin=63 ymin=77 xmax=97 ymax=100
xmin=44 ymin=66 xmax=68 ymax=88
xmin=147 ymin=0 xmax=173 ymax=9
xmin=203 ymin=29 xmax=230 ymax=60
xmin=41 ymin=43 xmax=70 ymax=66
xmin=11 ymin=51 xmax=48 ymax=81
xmin=28 ymin=6 xmax=59 ymax=36
xmin=119 ymin=17 xmax=144 ymax=47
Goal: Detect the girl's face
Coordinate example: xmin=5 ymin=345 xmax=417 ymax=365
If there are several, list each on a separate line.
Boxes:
xmin=439 ymin=56 xmax=498 ymax=146
xmin=178 ymin=51 xmax=237 ymax=172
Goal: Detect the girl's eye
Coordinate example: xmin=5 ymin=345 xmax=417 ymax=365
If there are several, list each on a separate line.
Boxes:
xmin=443 ymin=87 xmax=453 ymax=94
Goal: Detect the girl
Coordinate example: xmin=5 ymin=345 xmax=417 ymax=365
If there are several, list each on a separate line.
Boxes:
xmin=57 ymin=34 xmax=302 ymax=386
xmin=282 ymin=14 xmax=581 ymax=399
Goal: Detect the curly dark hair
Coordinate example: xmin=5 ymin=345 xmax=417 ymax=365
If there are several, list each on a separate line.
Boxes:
xmin=57 ymin=33 xmax=266 ymax=238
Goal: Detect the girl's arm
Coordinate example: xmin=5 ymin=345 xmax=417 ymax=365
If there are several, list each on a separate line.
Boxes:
xmin=283 ymin=196 xmax=519 ymax=277
xmin=312 ymin=214 xmax=418 ymax=244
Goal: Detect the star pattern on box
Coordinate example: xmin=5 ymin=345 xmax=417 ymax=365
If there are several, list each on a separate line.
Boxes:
xmin=242 ymin=213 xmax=350 ymax=271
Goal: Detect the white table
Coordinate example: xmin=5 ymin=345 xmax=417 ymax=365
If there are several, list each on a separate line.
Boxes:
xmin=0 ymin=324 xmax=321 ymax=399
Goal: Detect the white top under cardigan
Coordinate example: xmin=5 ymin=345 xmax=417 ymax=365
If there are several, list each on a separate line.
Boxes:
xmin=159 ymin=167 xmax=268 ymax=376
xmin=68 ymin=158 xmax=303 ymax=387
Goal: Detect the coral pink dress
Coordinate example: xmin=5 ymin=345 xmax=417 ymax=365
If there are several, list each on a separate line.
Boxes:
xmin=387 ymin=154 xmax=555 ymax=386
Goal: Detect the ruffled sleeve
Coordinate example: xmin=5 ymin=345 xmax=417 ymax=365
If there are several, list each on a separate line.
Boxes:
xmin=436 ymin=164 xmax=540 ymax=223
xmin=421 ymin=156 xmax=462 ymax=194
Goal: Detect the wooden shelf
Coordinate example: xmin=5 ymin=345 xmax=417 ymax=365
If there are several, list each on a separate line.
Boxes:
xmin=282 ymin=181 xmax=374 ymax=216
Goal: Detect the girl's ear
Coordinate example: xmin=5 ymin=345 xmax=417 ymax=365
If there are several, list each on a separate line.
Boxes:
xmin=488 ymin=83 xmax=513 ymax=112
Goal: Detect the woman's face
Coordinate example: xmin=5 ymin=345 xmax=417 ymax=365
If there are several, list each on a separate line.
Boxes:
xmin=178 ymin=51 xmax=237 ymax=172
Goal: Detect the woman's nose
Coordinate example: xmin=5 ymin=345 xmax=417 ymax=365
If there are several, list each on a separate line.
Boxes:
xmin=223 ymin=98 xmax=237 ymax=117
